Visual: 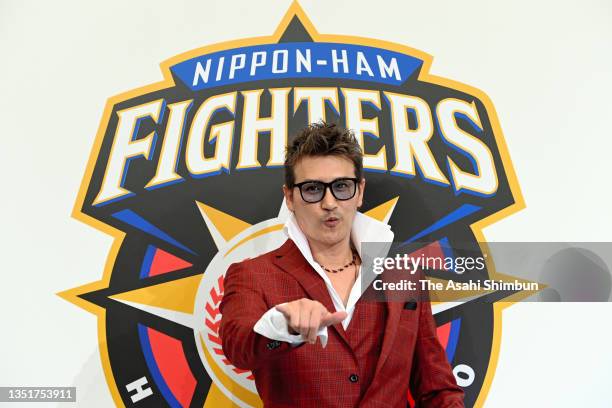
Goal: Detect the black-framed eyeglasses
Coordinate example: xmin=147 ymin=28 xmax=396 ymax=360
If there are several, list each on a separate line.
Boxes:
xmin=293 ymin=178 xmax=359 ymax=203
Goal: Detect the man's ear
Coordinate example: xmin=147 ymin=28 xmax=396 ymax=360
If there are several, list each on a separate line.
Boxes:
xmin=282 ymin=185 xmax=294 ymax=212
xmin=357 ymin=178 xmax=366 ymax=208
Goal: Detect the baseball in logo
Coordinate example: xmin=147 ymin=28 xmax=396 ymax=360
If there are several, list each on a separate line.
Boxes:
xmin=59 ymin=3 xmax=526 ymax=407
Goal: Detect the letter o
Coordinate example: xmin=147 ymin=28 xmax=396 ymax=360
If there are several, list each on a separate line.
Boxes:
xmin=452 ymin=364 xmax=475 ymax=387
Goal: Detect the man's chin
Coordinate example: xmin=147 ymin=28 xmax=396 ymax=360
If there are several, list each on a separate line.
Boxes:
xmin=318 ymin=231 xmax=348 ymax=247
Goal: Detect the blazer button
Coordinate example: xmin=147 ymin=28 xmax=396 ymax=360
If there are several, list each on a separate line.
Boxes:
xmin=349 ymin=373 xmax=359 ymax=383
xmin=266 ymin=340 xmax=281 ymax=350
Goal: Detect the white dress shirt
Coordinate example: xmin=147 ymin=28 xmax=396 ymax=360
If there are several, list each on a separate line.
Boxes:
xmin=253 ymin=211 xmax=394 ymax=348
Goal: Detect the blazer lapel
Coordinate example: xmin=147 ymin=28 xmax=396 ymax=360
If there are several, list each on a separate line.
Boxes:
xmin=272 ymin=239 xmax=349 ymax=346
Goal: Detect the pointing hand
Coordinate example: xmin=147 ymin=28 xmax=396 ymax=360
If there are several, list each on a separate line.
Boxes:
xmin=275 ymin=298 xmax=347 ymax=344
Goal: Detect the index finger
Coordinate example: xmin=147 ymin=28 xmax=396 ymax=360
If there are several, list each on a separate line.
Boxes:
xmin=321 ymin=310 xmax=348 ymax=327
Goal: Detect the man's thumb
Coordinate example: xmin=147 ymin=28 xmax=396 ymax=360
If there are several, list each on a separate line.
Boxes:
xmin=274 ymin=303 xmax=289 ymax=316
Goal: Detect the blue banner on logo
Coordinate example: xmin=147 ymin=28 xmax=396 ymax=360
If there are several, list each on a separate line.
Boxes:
xmin=170 ymin=42 xmax=423 ymax=91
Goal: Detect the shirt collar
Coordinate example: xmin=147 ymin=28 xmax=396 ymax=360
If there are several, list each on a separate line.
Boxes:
xmin=283 ymin=211 xmax=394 ymax=269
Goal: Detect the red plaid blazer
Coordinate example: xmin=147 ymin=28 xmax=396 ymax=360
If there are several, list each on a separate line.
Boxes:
xmin=219 ymin=239 xmax=464 ymax=407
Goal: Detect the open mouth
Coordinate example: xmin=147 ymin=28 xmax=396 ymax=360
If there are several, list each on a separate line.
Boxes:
xmin=323 ymin=217 xmax=339 ymax=227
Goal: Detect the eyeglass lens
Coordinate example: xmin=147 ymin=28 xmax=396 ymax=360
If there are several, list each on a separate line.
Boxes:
xmin=300 ymin=179 xmax=356 ymax=202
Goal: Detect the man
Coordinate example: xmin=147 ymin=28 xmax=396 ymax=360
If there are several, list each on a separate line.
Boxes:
xmin=219 ymin=122 xmax=464 ymax=407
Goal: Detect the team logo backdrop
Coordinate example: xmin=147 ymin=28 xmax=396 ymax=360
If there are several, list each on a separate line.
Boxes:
xmin=60 ymin=4 xmax=525 ymax=407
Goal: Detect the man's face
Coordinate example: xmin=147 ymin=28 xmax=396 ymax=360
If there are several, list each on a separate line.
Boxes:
xmin=283 ymin=155 xmax=365 ymax=250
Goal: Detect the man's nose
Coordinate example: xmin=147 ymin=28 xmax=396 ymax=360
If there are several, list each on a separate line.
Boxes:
xmin=320 ymin=186 xmax=337 ymax=209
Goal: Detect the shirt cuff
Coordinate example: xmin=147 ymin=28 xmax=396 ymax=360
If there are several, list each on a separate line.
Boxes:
xmin=253 ymin=303 xmax=329 ymax=348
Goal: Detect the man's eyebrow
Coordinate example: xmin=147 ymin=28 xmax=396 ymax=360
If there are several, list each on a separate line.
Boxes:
xmin=295 ymin=177 xmax=355 ymax=184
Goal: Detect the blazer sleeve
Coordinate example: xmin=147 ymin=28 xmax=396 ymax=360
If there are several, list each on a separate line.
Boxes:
xmin=219 ymin=260 xmax=304 ymax=371
xmin=409 ymin=298 xmax=465 ymax=407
